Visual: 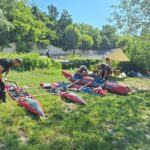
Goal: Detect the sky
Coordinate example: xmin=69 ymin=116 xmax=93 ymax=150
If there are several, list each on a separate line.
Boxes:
xmin=29 ymin=0 xmax=118 ymax=29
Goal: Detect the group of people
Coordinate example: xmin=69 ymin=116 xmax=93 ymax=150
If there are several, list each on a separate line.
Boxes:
xmin=74 ymin=58 xmax=112 ymax=81
xmin=0 ymin=57 xmax=112 ymax=103
xmin=0 ymin=58 xmax=22 ymax=103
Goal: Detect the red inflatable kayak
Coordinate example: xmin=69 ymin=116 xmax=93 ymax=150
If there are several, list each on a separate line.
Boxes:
xmin=41 ymin=82 xmax=107 ymax=96
xmin=5 ymin=84 xmax=45 ymax=116
xmin=40 ymin=83 xmax=87 ymax=105
xmin=60 ymin=92 xmax=87 ymax=105
xmin=62 ymin=70 xmax=131 ymax=95
xmin=68 ymin=83 xmax=107 ymax=96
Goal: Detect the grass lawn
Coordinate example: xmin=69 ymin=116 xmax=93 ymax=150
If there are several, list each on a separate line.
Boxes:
xmin=0 ymin=69 xmax=150 ymax=150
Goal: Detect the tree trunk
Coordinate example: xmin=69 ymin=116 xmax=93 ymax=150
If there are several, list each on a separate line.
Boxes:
xmin=73 ymin=49 xmax=75 ymax=57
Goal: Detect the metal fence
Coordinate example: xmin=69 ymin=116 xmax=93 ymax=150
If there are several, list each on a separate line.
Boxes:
xmin=1 ymin=43 xmax=112 ymax=60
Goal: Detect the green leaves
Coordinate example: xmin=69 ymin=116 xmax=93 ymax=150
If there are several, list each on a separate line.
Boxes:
xmin=117 ymin=36 xmax=150 ymax=72
xmin=0 ymin=1 xmax=119 ymax=51
xmin=58 ymin=10 xmax=73 ymax=33
xmin=81 ymin=34 xmax=93 ymax=50
xmin=61 ymin=25 xmax=81 ymax=51
xmin=100 ymin=25 xmax=118 ymax=50
xmin=0 ymin=9 xmax=14 ymax=33
xmin=0 ymin=53 xmax=62 ymax=71
xmin=47 ymin=4 xmax=59 ymax=20
xmin=111 ymin=0 xmax=150 ymax=38
xmin=76 ymin=23 xmax=102 ymax=50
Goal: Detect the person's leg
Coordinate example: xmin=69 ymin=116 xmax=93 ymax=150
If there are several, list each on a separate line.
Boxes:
xmin=1 ymin=91 xmax=6 ymax=102
xmin=73 ymin=73 xmax=82 ymax=79
xmin=105 ymin=75 xmax=108 ymax=80
xmin=0 ymin=91 xmax=2 ymax=102
xmin=0 ymin=80 xmax=3 ymax=101
xmin=0 ymin=80 xmax=6 ymax=102
xmin=101 ymin=70 xmax=105 ymax=79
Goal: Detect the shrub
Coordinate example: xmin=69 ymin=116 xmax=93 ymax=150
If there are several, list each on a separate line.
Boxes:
xmin=61 ymin=56 xmax=100 ymax=69
xmin=0 ymin=53 xmax=62 ymax=71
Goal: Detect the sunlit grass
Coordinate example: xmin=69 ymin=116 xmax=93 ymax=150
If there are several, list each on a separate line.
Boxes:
xmin=0 ymin=69 xmax=150 ymax=150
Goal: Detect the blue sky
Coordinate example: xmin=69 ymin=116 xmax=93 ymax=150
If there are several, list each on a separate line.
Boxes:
xmin=29 ymin=0 xmax=118 ymax=29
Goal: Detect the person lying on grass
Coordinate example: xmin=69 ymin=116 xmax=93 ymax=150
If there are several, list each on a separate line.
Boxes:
xmin=0 ymin=58 xmax=22 ymax=103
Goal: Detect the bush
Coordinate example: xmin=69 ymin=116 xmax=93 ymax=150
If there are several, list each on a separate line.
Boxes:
xmin=0 ymin=53 xmax=62 ymax=71
xmin=61 ymin=56 xmax=100 ymax=69
xmin=117 ymin=36 xmax=150 ymax=73
xmin=61 ymin=55 xmax=119 ymax=70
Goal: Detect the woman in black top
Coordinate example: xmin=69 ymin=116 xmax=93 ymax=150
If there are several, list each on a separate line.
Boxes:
xmin=0 ymin=58 xmax=22 ymax=102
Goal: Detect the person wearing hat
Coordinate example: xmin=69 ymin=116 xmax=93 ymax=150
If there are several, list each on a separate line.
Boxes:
xmin=0 ymin=58 xmax=22 ymax=103
xmin=73 ymin=65 xmax=88 ymax=79
xmin=96 ymin=58 xmax=112 ymax=80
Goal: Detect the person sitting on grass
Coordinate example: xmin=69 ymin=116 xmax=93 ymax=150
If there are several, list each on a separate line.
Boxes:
xmin=73 ymin=65 xmax=88 ymax=79
xmin=0 ymin=58 xmax=22 ymax=103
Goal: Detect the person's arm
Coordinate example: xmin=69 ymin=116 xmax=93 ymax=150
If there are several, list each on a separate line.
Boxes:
xmin=86 ymin=70 xmax=88 ymax=75
xmin=96 ymin=65 xmax=101 ymax=74
xmin=0 ymin=65 xmax=4 ymax=80
xmin=103 ymin=70 xmax=107 ymax=79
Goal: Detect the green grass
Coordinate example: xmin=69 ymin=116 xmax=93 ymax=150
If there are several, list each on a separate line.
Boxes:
xmin=0 ymin=69 xmax=150 ymax=150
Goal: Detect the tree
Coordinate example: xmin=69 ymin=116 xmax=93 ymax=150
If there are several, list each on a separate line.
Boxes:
xmin=91 ymin=29 xmax=102 ymax=49
xmin=76 ymin=23 xmax=102 ymax=50
xmin=0 ymin=0 xmax=17 ymax=46
xmin=110 ymin=0 xmax=150 ymax=38
xmin=117 ymin=36 xmax=150 ymax=72
xmin=141 ymin=26 xmax=150 ymax=37
xmin=100 ymin=25 xmax=118 ymax=49
xmin=31 ymin=4 xmax=58 ymax=46
xmin=80 ymin=34 xmax=93 ymax=50
xmin=100 ymin=35 xmax=111 ymax=50
xmin=61 ymin=25 xmax=81 ymax=56
xmin=57 ymin=10 xmax=72 ymax=34
xmin=0 ymin=0 xmax=17 ymax=21
xmin=56 ymin=10 xmax=73 ymax=47
xmin=47 ymin=4 xmax=59 ymax=20
xmin=11 ymin=1 xmax=51 ymax=52
xmin=0 ymin=9 xmax=14 ymax=34
xmin=31 ymin=5 xmax=42 ymax=20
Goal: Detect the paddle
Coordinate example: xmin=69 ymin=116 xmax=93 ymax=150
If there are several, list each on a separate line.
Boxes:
xmin=79 ymin=81 xmax=93 ymax=90
xmin=5 ymin=80 xmax=19 ymax=87
xmin=67 ymin=79 xmax=81 ymax=88
xmin=91 ymin=80 xmax=108 ymax=91
xmin=78 ymin=79 xmax=108 ymax=92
